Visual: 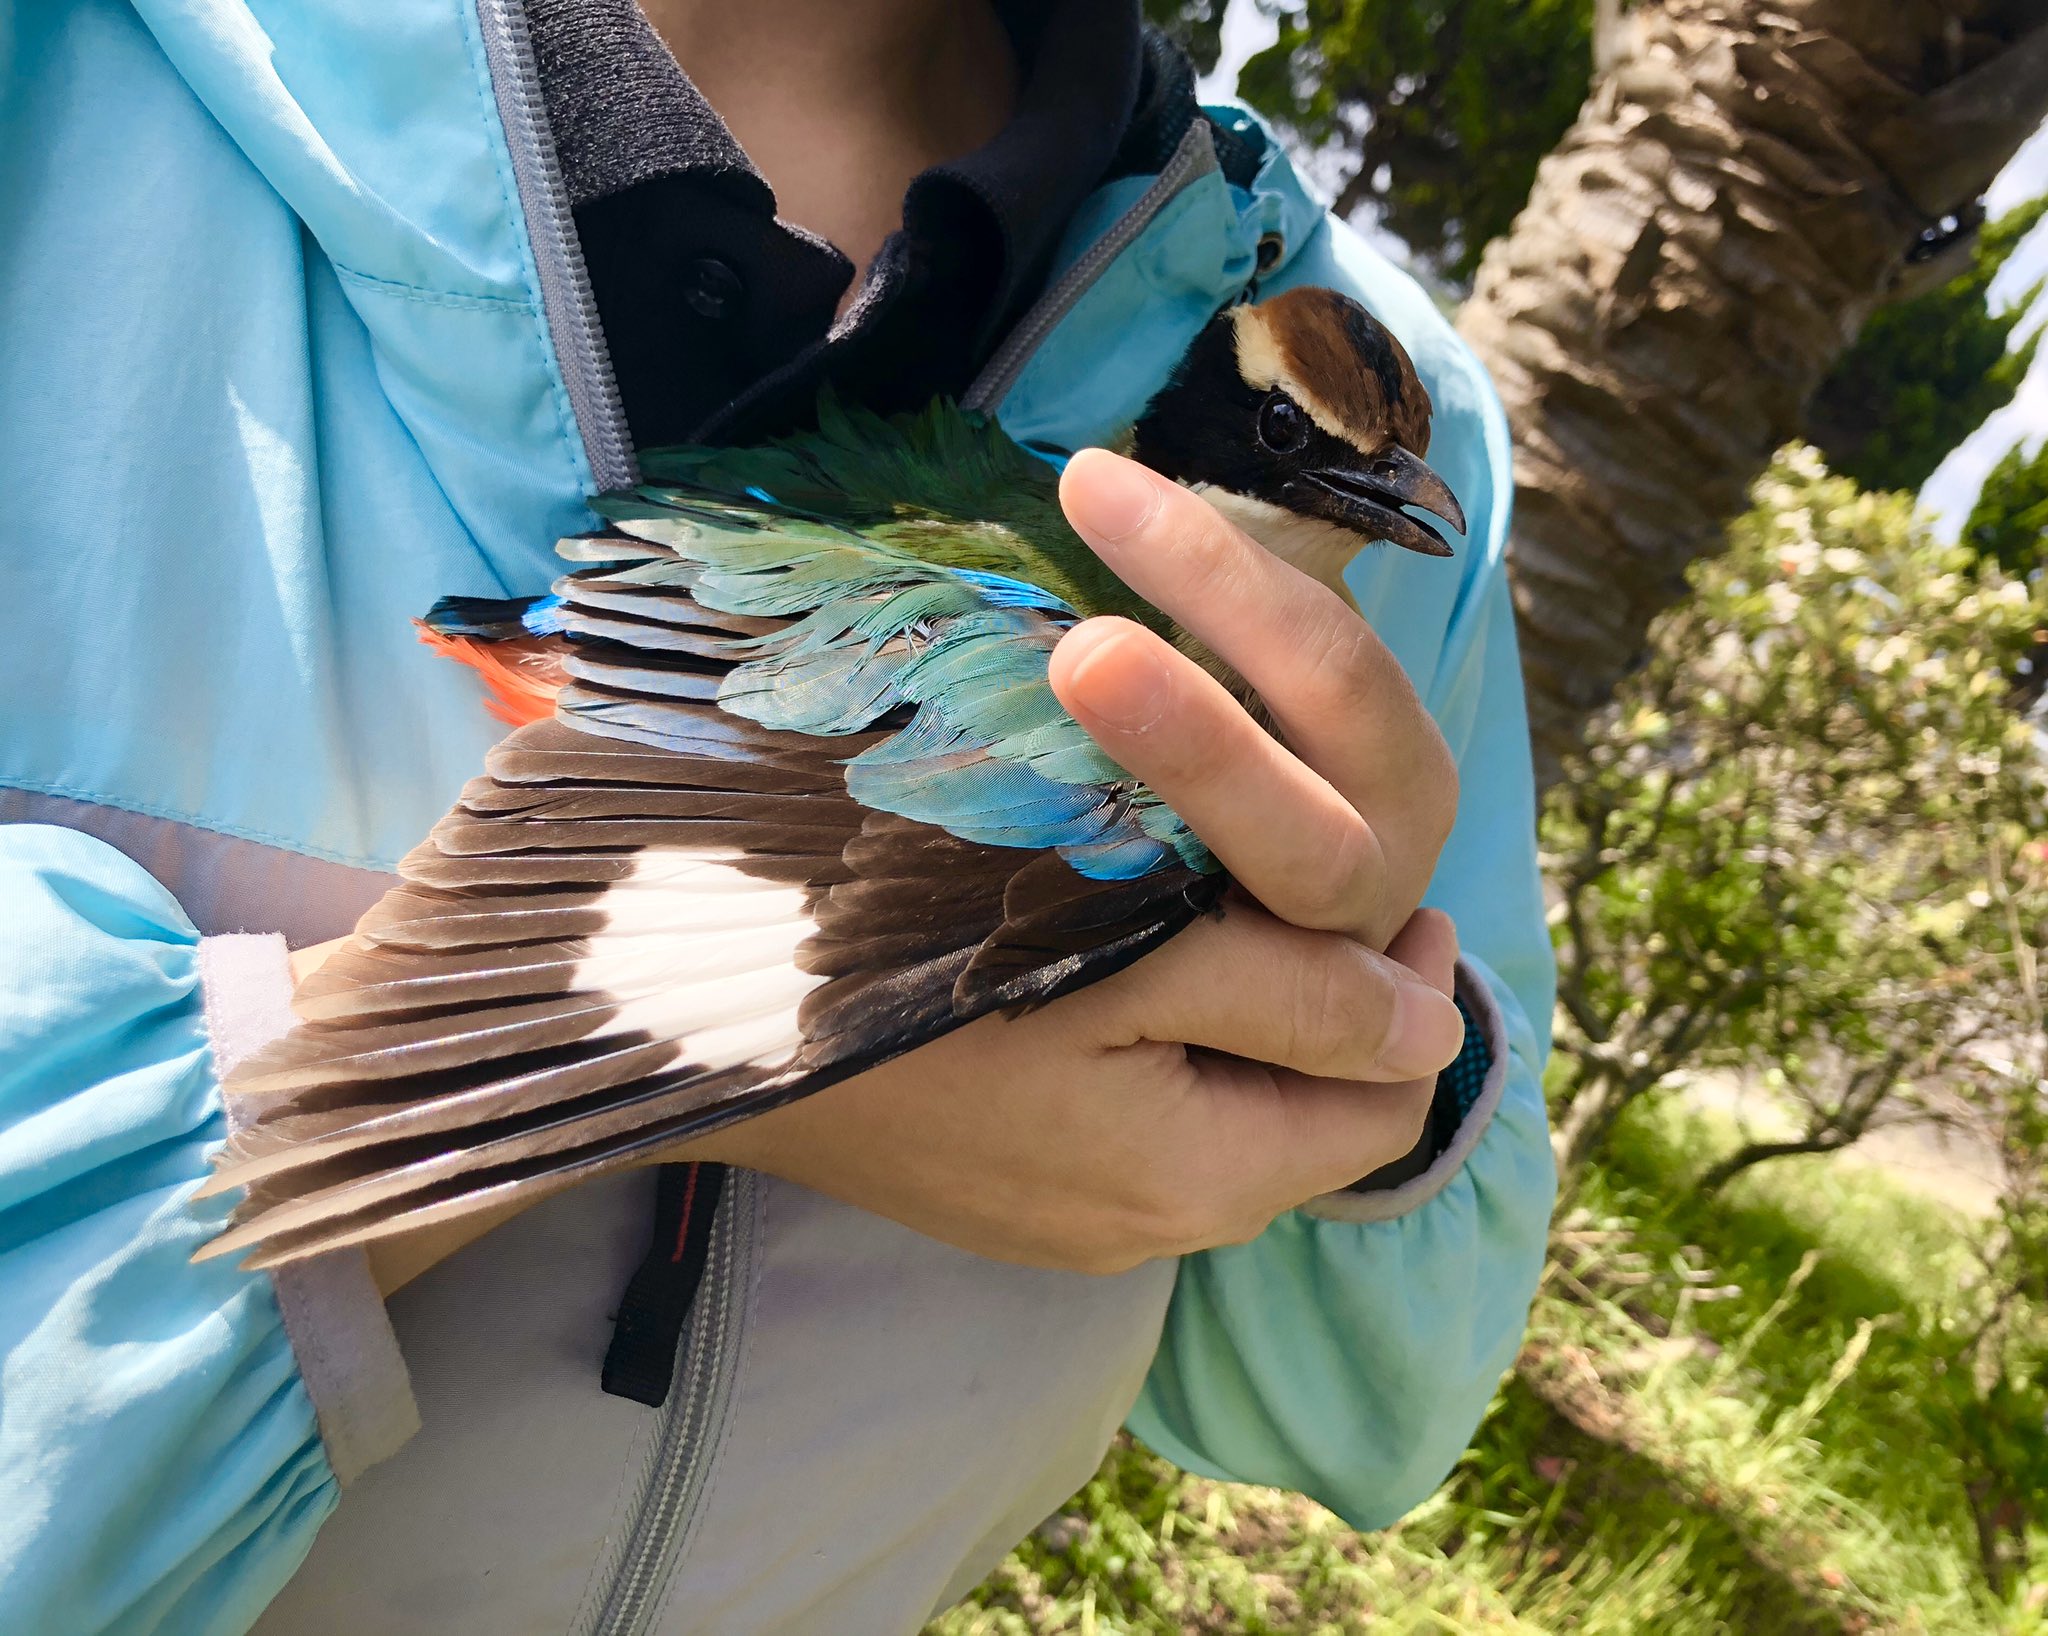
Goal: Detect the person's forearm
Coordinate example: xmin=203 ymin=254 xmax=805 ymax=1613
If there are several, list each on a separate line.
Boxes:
xmin=0 ymin=828 xmax=407 ymax=1625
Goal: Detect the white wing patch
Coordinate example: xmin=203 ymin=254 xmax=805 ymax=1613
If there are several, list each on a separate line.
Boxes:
xmin=577 ymin=847 xmax=825 ymax=1071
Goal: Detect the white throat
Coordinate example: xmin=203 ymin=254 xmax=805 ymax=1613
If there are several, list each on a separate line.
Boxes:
xmin=1184 ymin=485 xmax=1367 ymax=608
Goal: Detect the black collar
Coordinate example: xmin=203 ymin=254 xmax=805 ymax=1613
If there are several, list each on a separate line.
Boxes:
xmin=532 ymin=2 xmax=1141 ymax=326
xmin=526 ymin=1 xmax=1156 ymax=448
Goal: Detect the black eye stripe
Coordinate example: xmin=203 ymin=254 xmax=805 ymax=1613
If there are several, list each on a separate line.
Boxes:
xmin=1345 ymin=306 xmax=1405 ymax=406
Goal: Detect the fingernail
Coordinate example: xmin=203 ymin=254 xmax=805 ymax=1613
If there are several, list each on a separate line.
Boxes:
xmin=1067 ymin=628 xmax=1171 ymax=731
xmin=1067 ymin=455 xmax=1162 ymax=541
xmin=1378 ymin=979 xmax=1465 ymax=1080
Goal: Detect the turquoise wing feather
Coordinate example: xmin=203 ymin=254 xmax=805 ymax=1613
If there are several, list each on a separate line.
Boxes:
xmin=584 ymin=464 xmax=1214 ymax=883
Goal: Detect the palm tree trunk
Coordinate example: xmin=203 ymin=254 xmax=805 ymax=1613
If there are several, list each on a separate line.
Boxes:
xmin=1456 ymin=0 xmax=2048 ymax=785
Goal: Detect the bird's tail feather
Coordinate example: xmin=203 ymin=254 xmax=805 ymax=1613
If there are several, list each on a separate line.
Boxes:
xmin=422 ymin=593 xmax=552 ymax=640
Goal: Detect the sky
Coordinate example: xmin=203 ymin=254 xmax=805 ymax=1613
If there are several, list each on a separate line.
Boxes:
xmin=1920 ymin=122 xmax=2048 ymax=533
xmin=1196 ymin=0 xmax=1279 ymax=100
xmin=1198 ymin=5 xmax=2048 ymax=534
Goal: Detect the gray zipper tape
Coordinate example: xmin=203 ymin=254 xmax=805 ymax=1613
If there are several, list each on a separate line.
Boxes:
xmin=585 ymin=1167 xmax=757 ymax=1636
xmin=474 ymin=0 xmax=638 ymax=494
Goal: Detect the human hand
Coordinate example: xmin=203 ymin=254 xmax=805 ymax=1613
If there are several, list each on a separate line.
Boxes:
xmin=692 ymin=902 xmax=1461 ymax=1273
xmin=685 ymin=449 xmax=1468 ymax=1270
xmin=1048 ymin=447 xmax=1459 ymax=954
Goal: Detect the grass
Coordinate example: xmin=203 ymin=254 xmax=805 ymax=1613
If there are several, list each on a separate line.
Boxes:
xmin=927 ymin=1105 xmax=2047 ymax=1634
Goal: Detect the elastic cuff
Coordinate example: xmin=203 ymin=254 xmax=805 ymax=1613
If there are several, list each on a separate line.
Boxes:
xmin=1298 ymin=954 xmax=1511 ymax=1225
xmin=200 ymin=934 xmax=421 ymax=1484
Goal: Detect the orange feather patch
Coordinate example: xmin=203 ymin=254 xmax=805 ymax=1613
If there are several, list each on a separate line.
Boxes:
xmin=413 ymin=621 xmax=569 ymax=727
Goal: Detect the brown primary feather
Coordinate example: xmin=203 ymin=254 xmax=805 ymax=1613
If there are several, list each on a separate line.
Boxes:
xmin=200 ymin=580 xmax=1220 ymax=1269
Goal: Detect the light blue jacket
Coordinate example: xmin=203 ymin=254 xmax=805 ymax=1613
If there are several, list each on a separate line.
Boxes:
xmin=0 ymin=4 xmax=1556 ymax=1631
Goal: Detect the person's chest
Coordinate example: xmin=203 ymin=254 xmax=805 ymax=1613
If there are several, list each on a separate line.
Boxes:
xmin=522 ymin=0 xmax=1148 ymax=449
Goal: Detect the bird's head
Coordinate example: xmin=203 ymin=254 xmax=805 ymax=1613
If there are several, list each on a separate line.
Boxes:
xmin=1129 ymin=287 xmax=1467 ymax=582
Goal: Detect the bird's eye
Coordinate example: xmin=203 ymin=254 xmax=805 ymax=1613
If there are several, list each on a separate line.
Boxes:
xmin=1257 ymin=394 xmax=1310 ymax=454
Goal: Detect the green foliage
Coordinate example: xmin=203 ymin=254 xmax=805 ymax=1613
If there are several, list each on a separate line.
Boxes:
xmin=1154 ymin=0 xmax=1596 ymax=280
xmin=1966 ymin=435 xmax=2048 ymax=578
xmin=935 ymin=1113 xmax=2048 ymax=1631
xmin=1543 ymin=444 xmax=2048 ymax=1597
xmin=1545 ymin=445 xmax=2048 ymax=1181
xmin=1139 ymin=0 xmax=1228 ymax=76
xmin=1807 ymin=198 xmax=2048 ymax=493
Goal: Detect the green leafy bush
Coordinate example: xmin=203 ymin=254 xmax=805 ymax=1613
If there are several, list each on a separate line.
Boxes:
xmin=1544 ymin=445 xmax=2048 ymax=1595
xmin=1545 ymin=445 xmax=2047 ymax=1184
xmin=1808 ymin=198 xmax=2048 ymax=494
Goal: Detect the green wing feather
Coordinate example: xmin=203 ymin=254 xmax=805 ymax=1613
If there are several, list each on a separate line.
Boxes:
xmin=580 ymin=403 xmax=1211 ymax=881
xmin=633 ymin=394 xmax=1166 ymax=633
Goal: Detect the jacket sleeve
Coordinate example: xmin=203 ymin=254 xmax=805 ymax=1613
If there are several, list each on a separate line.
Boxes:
xmin=0 ymin=825 xmax=416 ymax=1636
xmin=1126 ymin=233 xmax=1558 ymax=1528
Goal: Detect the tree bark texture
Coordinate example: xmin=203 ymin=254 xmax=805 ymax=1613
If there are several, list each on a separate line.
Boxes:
xmin=1551 ymin=1068 xmax=1635 ymax=1187
xmin=1456 ymin=1 xmax=2048 ymax=786
xmin=1696 ymin=1132 xmax=1852 ymax=1193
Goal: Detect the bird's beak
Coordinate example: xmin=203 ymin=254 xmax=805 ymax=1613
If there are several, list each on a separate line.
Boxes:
xmin=1301 ymin=446 xmax=1467 ymax=558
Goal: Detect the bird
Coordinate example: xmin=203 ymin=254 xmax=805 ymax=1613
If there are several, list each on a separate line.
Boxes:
xmin=195 ymin=285 xmax=1467 ymax=1269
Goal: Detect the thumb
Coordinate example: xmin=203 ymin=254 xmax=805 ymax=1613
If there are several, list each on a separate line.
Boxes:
xmin=1385 ymin=908 xmax=1458 ymax=998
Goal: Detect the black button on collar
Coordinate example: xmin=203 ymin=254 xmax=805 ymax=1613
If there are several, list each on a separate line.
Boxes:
xmin=681 ymin=255 xmax=743 ymax=319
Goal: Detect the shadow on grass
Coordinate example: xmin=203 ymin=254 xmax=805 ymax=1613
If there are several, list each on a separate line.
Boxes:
xmin=1495 ymin=1369 xmax=1872 ymax=1635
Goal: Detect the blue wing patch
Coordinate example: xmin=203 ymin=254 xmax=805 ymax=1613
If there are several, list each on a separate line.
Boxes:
xmin=571 ymin=491 xmax=1214 ymax=881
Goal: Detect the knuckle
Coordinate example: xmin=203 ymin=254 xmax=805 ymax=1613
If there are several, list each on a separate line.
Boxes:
xmin=1075 ymin=1245 xmax=1144 ymax=1276
xmin=1124 ymin=1198 xmax=1210 ymax=1263
xmin=1274 ymin=942 xmax=1335 ymax=1073
xmin=1339 ymin=946 xmax=1406 ymax=1078
xmin=1290 ymin=815 xmax=1382 ymax=935
xmin=1147 ymin=681 xmax=1221 ymax=782
xmin=1110 ymin=1164 xmax=1218 ymax=1262
xmin=1050 ymin=1199 xmax=1164 ymax=1274
xmin=1297 ymin=617 xmax=1387 ymax=719
xmin=1418 ymin=731 xmax=1460 ymax=850
xmin=1173 ymin=498 xmax=1254 ymax=600
xmin=1162 ymin=1193 xmax=1268 ymax=1255
xmin=1287 ymin=939 xmax=1389 ymax=1078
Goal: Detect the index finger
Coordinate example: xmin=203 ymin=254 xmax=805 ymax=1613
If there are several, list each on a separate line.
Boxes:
xmin=1048 ymin=615 xmax=1391 ymax=942
xmin=1058 ymin=449 xmax=1458 ymax=879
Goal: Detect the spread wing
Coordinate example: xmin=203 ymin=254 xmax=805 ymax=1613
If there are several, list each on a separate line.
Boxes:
xmin=199 ymin=487 xmax=1221 ymax=1269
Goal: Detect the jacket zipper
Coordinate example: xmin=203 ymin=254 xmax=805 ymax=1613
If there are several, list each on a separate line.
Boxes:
xmin=469 ymin=12 xmax=743 ymax=1627
xmin=472 ymin=0 xmax=638 ymax=493
xmin=962 ymin=117 xmax=1221 ymax=415
xmin=470 ymin=34 xmax=1229 ymax=1622
xmin=587 ymin=1167 xmax=757 ymax=1636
